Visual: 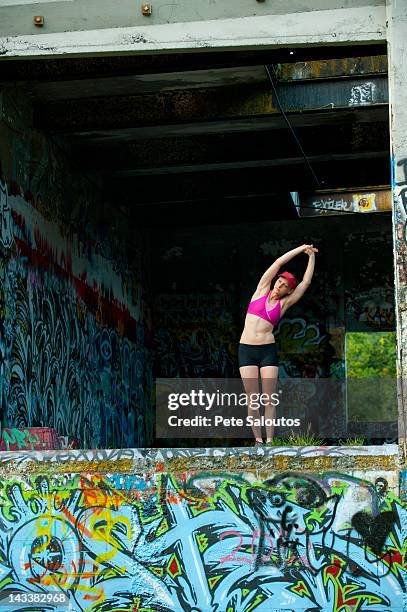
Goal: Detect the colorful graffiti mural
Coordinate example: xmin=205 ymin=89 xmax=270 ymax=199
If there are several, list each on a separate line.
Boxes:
xmin=274 ymin=317 xmax=340 ymax=378
xmin=0 ymin=427 xmax=60 ymax=451
xmin=153 ymin=292 xmax=237 ymax=378
xmin=0 ymin=460 xmax=405 ymax=611
xmin=5 ymin=270 xmax=151 ymax=449
xmin=152 ymin=222 xmax=395 ymax=444
xmin=0 ymin=176 xmax=153 ymax=449
xmin=0 ymin=91 xmax=154 ymax=448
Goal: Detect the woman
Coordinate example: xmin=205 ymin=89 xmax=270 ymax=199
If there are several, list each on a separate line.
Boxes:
xmin=239 ymin=244 xmax=318 ymax=446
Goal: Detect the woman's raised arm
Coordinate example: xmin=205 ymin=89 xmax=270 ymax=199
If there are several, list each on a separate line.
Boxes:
xmin=284 ymin=246 xmax=318 ymax=307
xmin=256 ymin=244 xmax=313 ymax=290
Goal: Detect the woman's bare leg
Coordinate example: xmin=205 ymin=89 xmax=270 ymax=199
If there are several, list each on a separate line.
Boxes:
xmin=260 ymin=366 xmax=279 ymax=443
xmin=239 ymin=365 xmax=262 ymax=442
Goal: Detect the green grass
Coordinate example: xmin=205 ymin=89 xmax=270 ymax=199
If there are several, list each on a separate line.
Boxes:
xmin=265 ymin=429 xmax=324 ymax=446
xmin=339 ymin=437 xmax=366 ymax=446
xmin=264 ymin=432 xmax=366 ymax=447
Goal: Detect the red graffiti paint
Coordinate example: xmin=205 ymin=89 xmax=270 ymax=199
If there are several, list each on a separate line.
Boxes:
xmin=13 ymin=236 xmax=139 ymax=338
xmin=0 ymin=427 xmax=60 ymax=451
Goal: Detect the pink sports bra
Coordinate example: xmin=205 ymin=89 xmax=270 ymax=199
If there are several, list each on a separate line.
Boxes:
xmin=246 ymin=291 xmax=281 ymax=326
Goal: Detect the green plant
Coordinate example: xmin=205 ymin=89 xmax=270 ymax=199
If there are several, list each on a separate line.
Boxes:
xmin=346 ymin=331 xmax=397 ymax=422
xmin=264 ymin=437 xmax=288 ymax=446
xmin=339 ymin=437 xmax=366 ymax=446
xmin=265 ymin=425 xmax=325 ymax=447
xmin=284 ymin=431 xmax=325 ymax=446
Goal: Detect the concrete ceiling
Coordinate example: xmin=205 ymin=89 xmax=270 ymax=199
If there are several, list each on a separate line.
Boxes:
xmin=2 ymin=48 xmax=390 ymax=226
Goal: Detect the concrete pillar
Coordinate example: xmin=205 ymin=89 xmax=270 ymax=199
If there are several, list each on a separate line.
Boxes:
xmin=387 ymin=0 xmax=407 ymax=457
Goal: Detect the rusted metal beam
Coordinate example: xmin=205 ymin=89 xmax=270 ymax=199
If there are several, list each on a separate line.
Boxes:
xmin=276 ymin=55 xmax=387 ymax=81
xmin=35 ymin=74 xmax=388 ymax=133
xmin=106 ymin=155 xmax=390 ymax=206
xmin=76 ymin=120 xmax=389 ymax=173
xmin=19 ymin=55 xmax=388 ymax=102
xmin=271 ymin=75 xmax=387 ymax=111
xmin=70 ymin=106 xmax=388 ymax=141
xmin=35 ymin=83 xmax=275 ymax=132
xmin=0 ymin=46 xmax=387 ymax=84
xmin=109 ymin=151 xmax=388 ymax=177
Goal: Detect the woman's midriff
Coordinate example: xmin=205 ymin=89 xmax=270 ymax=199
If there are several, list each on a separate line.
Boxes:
xmin=239 ymin=313 xmax=276 ymax=345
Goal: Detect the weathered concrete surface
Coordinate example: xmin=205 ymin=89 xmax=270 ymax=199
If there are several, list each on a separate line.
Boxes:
xmin=0 ymin=5 xmax=386 ymax=59
xmin=0 ymin=445 xmax=406 ymax=611
xmin=0 ymin=445 xmax=400 ymax=478
xmin=0 ymin=0 xmax=385 ymax=37
xmin=387 ymin=0 xmax=407 ymax=459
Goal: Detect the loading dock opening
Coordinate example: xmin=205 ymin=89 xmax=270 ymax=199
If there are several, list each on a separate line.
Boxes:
xmin=0 ymin=46 xmax=396 ymax=449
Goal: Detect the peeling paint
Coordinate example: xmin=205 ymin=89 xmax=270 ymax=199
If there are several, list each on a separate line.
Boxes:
xmin=0 ymin=7 xmax=386 ymax=59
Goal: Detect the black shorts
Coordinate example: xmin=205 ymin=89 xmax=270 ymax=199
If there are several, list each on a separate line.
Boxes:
xmin=238 ymin=342 xmax=279 ymax=368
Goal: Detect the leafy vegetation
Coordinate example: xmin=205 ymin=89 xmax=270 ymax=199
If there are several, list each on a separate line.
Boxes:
xmin=339 ymin=437 xmax=366 ymax=446
xmin=346 ymin=332 xmax=397 ymax=378
xmin=345 ymin=332 xmax=397 ymax=422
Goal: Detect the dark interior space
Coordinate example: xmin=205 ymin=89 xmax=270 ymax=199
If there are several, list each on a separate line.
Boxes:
xmin=0 ymin=43 xmax=396 ymax=448
xmin=3 ymin=45 xmax=389 ymax=228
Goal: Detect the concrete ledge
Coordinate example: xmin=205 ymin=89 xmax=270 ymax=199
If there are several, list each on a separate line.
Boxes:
xmin=0 ymin=444 xmax=404 ymax=610
xmin=0 ymin=444 xmax=399 ymax=478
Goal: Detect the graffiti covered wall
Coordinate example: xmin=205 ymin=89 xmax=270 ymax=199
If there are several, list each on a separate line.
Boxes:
xmin=0 ymin=87 xmax=153 ymax=449
xmin=0 ymin=445 xmax=404 ymax=611
xmin=150 ymin=213 xmax=395 ymax=444
xmin=151 ymin=213 xmax=394 ymax=379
